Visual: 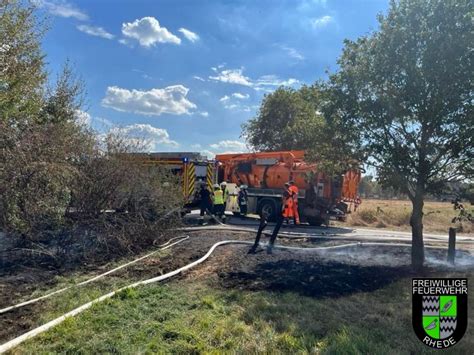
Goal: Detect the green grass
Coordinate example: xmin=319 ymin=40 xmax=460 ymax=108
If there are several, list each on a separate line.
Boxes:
xmin=15 ymin=274 xmax=474 ymax=354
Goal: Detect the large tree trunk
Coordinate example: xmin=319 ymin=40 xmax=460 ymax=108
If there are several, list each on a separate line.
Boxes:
xmin=410 ymin=193 xmax=425 ymax=269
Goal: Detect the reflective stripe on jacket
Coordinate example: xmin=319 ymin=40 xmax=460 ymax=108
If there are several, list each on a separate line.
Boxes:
xmin=282 ymin=191 xmax=294 ymax=218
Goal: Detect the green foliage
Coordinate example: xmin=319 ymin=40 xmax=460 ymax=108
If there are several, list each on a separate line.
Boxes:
xmin=0 ymin=1 xmax=183 ymax=261
xmin=242 ymin=84 xmax=364 ymax=175
xmin=0 ymin=120 xmax=94 ymax=237
xmin=0 ymin=0 xmax=46 ymax=124
xmin=242 ymin=86 xmax=325 ymax=151
xmin=39 ymin=60 xmax=85 ymax=124
xmin=333 ymin=0 xmax=473 ymax=198
xmin=330 ymin=0 xmax=473 ymax=267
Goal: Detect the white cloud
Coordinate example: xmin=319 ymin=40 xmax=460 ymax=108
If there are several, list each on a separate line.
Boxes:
xmin=94 ymin=116 xmax=113 ymax=128
xmin=110 ymin=124 xmax=178 ymax=151
xmin=280 ymin=45 xmax=305 ymax=61
xmin=77 ymin=25 xmax=114 ymax=40
xmin=201 ymin=150 xmax=215 ymax=159
xmin=209 ymin=68 xmax=252 ymax=86
xmin=193 ymin=75 xmax=206 ymax=81
xmin=210 ymin=67 xmax=299 ymax=90
xmin=191 ymin=143 xmax=202 ymax=149
xmin=37 ymin=0 xmax=88 ymax=20
xmin=118 ymin=38 xmax=132 ymax=46
xmin=219 ymin=92 xmax=251 ymax=112
xmin=232 ymin=92 xmax=249 ymax=100
xmin=102 ymin=85 xmax=197 ymax=116
xmin=210 ymin=140 xmax=247 ymax=152
xmin=223 ymin=103 xmax=253 ymax=112
xmin=75 ymin=110 xmax=113 ymax=130
xmin=311 ymin=15 xmax=333 ymax=28
xmin=224 ymin=103 xmax=239 ymax=110
xmin=255 ymin=74 xmax=299 ymax=87
xmin=122 ymin=17 xmax=181 ymax=47
xmin=220 ymin=92 xmax=251 ymax=111
xmin=178 ymin=28 xmax=199 ymax=43
xmin=199 ymin=111 xmax=209 ymax=117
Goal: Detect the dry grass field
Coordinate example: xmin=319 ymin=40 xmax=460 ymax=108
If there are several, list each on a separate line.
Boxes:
xmin=342 ymin=199 xmax=473 ymax=234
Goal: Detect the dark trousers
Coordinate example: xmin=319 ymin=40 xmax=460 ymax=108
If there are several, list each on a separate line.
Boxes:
xmin=239 ymin=204 xmax=248 ymax=215
xmin=268 ymin=214 xmax=284 ymax=248
xmin=200 ymin=203 xmax=210 ymax=216
xmin=213 ymin=204 xmax=224 ymax=217
xmin=249 ymin=216 xmax=268 ymax=253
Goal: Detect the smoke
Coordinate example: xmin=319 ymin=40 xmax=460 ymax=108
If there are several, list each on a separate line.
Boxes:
xmin=286 ymin=244 xmax=474 ymax=269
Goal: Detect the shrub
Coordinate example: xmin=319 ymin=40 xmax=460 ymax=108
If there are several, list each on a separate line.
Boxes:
xmin=357 ymin=209 xmax=378 ymax=224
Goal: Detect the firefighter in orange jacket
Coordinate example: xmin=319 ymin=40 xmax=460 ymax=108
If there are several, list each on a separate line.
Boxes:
xmin=282 ymin=183 xmax=294 ymax=225
xmin=266 ymin=183 xmax=294 ymax=254
xmin=288 ymin=180 xmax=300 ymax=225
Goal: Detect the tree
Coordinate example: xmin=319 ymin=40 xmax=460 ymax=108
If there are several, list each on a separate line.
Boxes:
xmin=358 ymin=175 xmax=375 ymax=197
xmin=0 ymin=0 xmax=46 ymax=124
xmin=242 ymin=84 xmax=363 ymax=175
xmin=332 ymin=0 xmax=473 ymax=268
xmin=242 ymin=86 xmax=324 ymax=151
xmin=40 ymin=60 xmax=85 ymax=124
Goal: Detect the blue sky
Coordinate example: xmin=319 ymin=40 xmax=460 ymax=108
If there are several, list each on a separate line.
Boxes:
xmin=39 ymin=0 xmax=389 ymax=157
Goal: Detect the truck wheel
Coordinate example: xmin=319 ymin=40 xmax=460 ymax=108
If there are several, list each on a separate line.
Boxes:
xmin=307 ymin=217 xmax=323 ymax=227
xmin=258 ymin=198 xmax=278 ymax=222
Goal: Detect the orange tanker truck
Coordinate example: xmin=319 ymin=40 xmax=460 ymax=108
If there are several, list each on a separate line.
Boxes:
xmin=216 ymin=150 xmax=361 ymax=226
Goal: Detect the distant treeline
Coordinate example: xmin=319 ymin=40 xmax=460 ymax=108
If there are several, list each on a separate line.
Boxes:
xmin=358 ymin=176 xmax=474 ymax=203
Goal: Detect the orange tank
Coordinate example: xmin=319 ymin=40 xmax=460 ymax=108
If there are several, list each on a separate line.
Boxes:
xmin=216 ymin=150 xmax=360 ymax=202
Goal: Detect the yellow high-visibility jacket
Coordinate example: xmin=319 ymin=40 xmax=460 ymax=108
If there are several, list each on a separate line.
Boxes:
xmin=213 ymin=189 xmax=224 ymax=205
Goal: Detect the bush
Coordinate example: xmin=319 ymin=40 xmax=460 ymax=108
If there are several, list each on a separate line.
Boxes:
xmin=0 ymin=121 xmax=94 ymax=238
xmin=1 ymin=126 xmax=184 ymax=266
xmin=357 ymin=209 xmax=378 ymax=224
xmin=0 ymin=1 xmax=184 ymax=268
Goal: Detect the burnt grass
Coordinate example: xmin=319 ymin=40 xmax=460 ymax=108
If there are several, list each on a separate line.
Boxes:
xmin=1 ymin=229 xmax=472 ymax=345
xmin=219 ymin=259 xmax=413 ymax=298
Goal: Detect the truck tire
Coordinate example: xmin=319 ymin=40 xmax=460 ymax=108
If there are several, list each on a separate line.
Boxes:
xmin=307 ymin=216 xmax=323 ymax=227
xmin=257 ymin=198 xmax=278 ymax=222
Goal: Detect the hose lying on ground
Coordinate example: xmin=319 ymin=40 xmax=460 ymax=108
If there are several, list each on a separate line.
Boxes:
xmin=179 ymin=225 xmax=474 ymax=245
xmin=0 ymin=236 xmax=189 ymax=316
xmin=0 ymin=240 xmax=450 ymax=353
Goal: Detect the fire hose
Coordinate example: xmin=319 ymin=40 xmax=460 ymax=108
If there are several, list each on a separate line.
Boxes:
xmin=0 ymin=236 xmax=190 ymax=316
xmin=0 ymin=236 xmax=452 ymax=353
xmin=179 ymin=225 xmax=473 ymax=244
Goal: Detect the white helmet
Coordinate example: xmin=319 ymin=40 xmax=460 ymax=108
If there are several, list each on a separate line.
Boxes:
xmin=213 ymin=183 xmax=220 ymax=189
xmin=240 ymin=185 xmax=248 ymax=189
xmin=220 ymin=181 xmax=227 ymax=186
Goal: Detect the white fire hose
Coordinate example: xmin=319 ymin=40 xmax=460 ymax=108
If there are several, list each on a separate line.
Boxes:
xmin=0 ymin=236 xmax=189 ymax=316
xmin=0 ymin=238 xmax=451 ymax=353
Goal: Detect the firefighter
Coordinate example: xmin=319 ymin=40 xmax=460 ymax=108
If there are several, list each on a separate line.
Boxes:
xmin=212 ymin=183 xmax=225 ymax=221
xmin=267 ymin=183 xmax=293 ymax=254
xmin=282 ymin=185 xmax=294 ymax=226
xmin=238 ymin=184 xmax=248 ymax=218
xmin=220 ymin=181 xmax=229 ymax=211
xmin=288 ymin=180 xmax=300 ymax=225
xmin=198 ymin=183 xmax=212 ymax=217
